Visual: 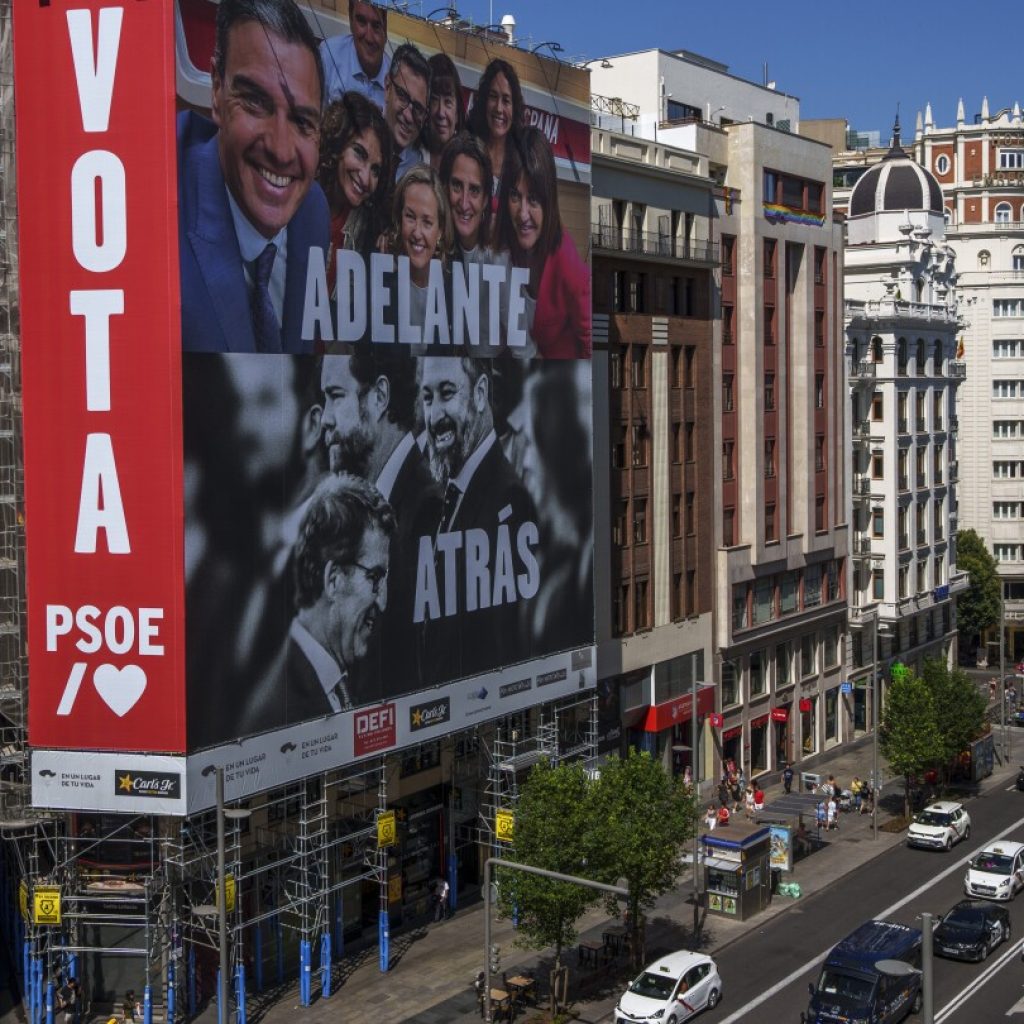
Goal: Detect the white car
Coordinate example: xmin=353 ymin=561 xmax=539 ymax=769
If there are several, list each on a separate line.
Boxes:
xmin=906 ymin=801 xmax=971 ymax=851
xmin=964 ymin=841 xmax=1024 ymax=901
xmin=615 ymin=950 xmax=722 ymax=1023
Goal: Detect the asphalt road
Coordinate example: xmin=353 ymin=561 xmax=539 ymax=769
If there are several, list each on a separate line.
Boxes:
xmin=666 ymin=779 xmax=1024 ymax=1024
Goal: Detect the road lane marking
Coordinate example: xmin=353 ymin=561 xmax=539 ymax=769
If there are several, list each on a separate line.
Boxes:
xmin=932 ymin=937 xmax=1021 ymax=1021
xmin=713 ymin=814 xmax=1024 ymax=1024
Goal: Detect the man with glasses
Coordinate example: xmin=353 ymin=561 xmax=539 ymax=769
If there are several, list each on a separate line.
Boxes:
xmin=320 ymin=350 xmax=441 ymax=696
xmin=240 ymin=473 xmax=395 ymax=732
xmin=320 ymin=0 xmax=390 ymax=109
xmin=385 ymin=43 xmax=432 ymax=180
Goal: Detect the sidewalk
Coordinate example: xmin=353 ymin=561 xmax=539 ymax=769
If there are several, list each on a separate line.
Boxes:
xmin=232 ymin=733 xmax=1000 ymax=1024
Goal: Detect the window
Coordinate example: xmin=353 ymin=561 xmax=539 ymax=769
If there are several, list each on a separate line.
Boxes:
xmin=750 ymin=650 xmax=766 ymax=695
xmin=994 ymin=380 xmax=1020 ymax=398
xmin=764 ymin=306 xmax=776 ymax=345
xmin=999 ymin=150 xmax=1024 ymax=169
xmin=765 ymin=373 xmax=776 ymax=410
xmin=1014 ymin=247 xmax=1024 ymax=272
xmin=872 ymin=508 xmax=884 ymax=537
xmin=994 ymin=501 xmax=1022 ymax=519
xmin=753 ymin=578 xmax=774 ymax=625
xmin=815 ymin=495 xmax=826 ymax=532
xmin=634 ymin=579 xmax=649 ymax=630
xmin=732 ymin=582 xmax=748 ymax=629
xmin=612 ymin=425 xmax=626 ymax=468
xmin=686 ymin=492 xmax=696 ymax=535
xmin=609 ymin=350 xmax=622 ymax=388
xmin=815 ymin=435 xmax=825 ymax=472
xmin=672 ymin=494 xmax=682 ymax=537
xmin=871 ymin=393 xmax=884 ymax=421
xmin=899 ymin=506 xmax=908 ymax=548
xmin=823 ymin=626 xmax=839 ymax=668
xmin=994 ymin=420 xmax=1022 ymax=438
xmin=815 ymin=310 xmax=825 ymax=347
xmin=932 ymin=339 xmax=943 ymax=375
xmin=765 ymin=503 xmax=777 ymax=543
xmin=765 ymin=437 xmax=776 ymax=478
xmin=686 ymin=570 xmax=696 ymax=613
xmin=764 ymin=238 xmax=776 ymax=278
xmin=898 ymin=392 xmax=908 ymax=431
xmin=723 ymin=506 xmax=735 ymax=547
xmin=872 ymin=569 xmax=884 ymax=600
xmin=800 ymin=634 xmax=816 ymax=678
xmin=613 ymin=500 xmax=628 ymax=547
xmin=723 ymin=373 xmax=734 ymax=411
xmin=916 ymin=446 xmax=927 ymax=488
xmin=721 ymin=659 xmax=741 ymax=707
xmin=933 ymin=392 xmax=944 ymax=427
xmin=995 ymin=544 xmax=1023 ymax=561
xmin=934 ymin=443 xmax=944 ymax=484
xmin=917 ymin=560 xmax=928 ymax=594
xmin=897 ymin=339 xmax=908 ymax=376
xmin=899 ymin=564 xmax=910 ymax=599
xmin=898 ymin=449 xmax=909 ymax=490
xmin=994 ymin=460 xmax=1023 ymax=478
xmin=633 ymin=498 xmax=648 ymax=543
xmin=871 ymin=453 xmax=884 ymax=479
xmin=672 ymin=422 xmax=683 ymax=464
xmin=684 ymin=346 xmax=696 ymax=387
xmin=631 ymin=424 xmax=648 ymax=466
xmin=722 ymin=234 xmax=735 ymax=275
xmin=871 ymin=336 xmax=883 ymax=362
xmin=994 ymin=340 xmax=1021 ymax=357
xmin=994 ymin=299 xmax=1024 ymax=317
xmin=935 ymin=153 xmax=950 ymax=174
xmin=814 ymin=247 xmax=826 ymax=285
xmin=781 ymin=571 xmax=799 ymax=614
xmin=995 ymin=202 xmax=1013 ymax=224
xmin=916 ymin=392 xmax=926 ymax=432
xmin=630 ymin=345 xmax=647 ymax=387
xmin=614 ymin=585 xmax=629 ymax=633
xmin=804 ymin=564 xmax=822 ymax=607
xmin=815 ymin=373 xmax=825 ymax=409
xmin=722 ymin=305 xmax=734 ymax=345
xmin=723 ymin=440 xmax=735 ymax=480
xmin=776 ymin=642 xmax=791 ymax=687
xmin=685 ymin=423 xmax=695 ymax=461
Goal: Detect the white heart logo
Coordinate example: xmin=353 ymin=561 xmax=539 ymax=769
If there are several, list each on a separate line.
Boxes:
xmin=93 ymin=664 xmax=147 ymax=717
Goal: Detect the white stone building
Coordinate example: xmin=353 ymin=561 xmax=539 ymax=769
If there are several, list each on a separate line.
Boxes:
xmin=843 ymin=120 xmax=969 ymax=691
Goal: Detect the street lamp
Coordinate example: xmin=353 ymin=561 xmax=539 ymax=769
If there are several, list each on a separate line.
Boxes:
xmin=530 ymin=41 xmax=564 ymax=57
xmin=577 ymin=58 xmax=613 ymax=69
xmin=193 ymin=770 xmax=250 ymax=1024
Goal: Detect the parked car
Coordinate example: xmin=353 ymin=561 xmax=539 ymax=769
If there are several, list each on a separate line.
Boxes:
xmin=964 ymin=841 xmax=1024 ymax=901
xmin=615 ymin=950 xmax=722 ymax=1023
xmin=933 ymin=900 xmax=1010 ymax=961
xmin=906 ymin=801 xmax=971 ymax=851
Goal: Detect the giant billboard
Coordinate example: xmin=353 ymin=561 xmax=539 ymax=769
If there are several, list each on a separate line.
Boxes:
xmin=18 ymin=0 xmax=593 ymax=813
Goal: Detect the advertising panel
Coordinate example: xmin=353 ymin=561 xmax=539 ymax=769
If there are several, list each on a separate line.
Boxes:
xmin=19 ymin=0 xmax=593 ymax=813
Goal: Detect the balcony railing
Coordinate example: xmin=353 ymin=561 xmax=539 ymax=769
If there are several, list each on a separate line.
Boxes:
xmin=854 ymin=535 xmax=874 ymax=555
xmin=949 ymin=361 xmax=967 ymax=379
xmin=916 ymin=530 xmax=928 ymax=546
xmin=949 ymin=460 xmax=959 ymax=482
xmin=899 ymin=474 xmax=909 ymax=491
xmin=850 ymin=359 xmax=876 ymax=380
xmin=591 ymin=225 xmax=719 ymax=264
xmin=853 ymin=475 xmax=872 ymax=496
xmin=898 ymin=417 xmax=908 ymax=433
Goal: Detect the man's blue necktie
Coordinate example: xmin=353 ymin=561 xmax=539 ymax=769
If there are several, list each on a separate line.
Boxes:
xmin=251 ymin=242 xmax=282 ymax=353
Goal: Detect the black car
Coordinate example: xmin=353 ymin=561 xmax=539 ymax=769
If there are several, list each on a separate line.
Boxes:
xmin=933 ymin=900 xmax=1011 ymax=961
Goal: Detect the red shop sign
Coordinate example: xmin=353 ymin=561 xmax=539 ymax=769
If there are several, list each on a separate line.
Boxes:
xmin=722 ymin=726 xmax=743 ymax=741
xmin=799 ymin=698 xmax=813 ymax=713
xmin=707 ymin=712 xmax=724 ymax=728
xmin=770 ymin=708 xmax=789 ymax=722
xmin=750 ymin=714 xmax=770 ymax=729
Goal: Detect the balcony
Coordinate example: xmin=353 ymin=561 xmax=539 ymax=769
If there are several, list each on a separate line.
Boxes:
xmin=850 ymin=359 xmax=877 ymax=380
xmin=949 ymin=361 xmax=967 ymax=379
xmin=898 ymin=417 xmax=908 ymax=434
xmin=949 ymin=460 xmax=959 ymax=482
xmin=592 ymin=224 xmax=720 ymax=265
xmin=853 ymin=475 xmax=873 ymax=497
xmin=916 ymin=530 xmax=928 ymax=547
xmin=899 ymin=474 xmax=909 ymax=491
xmin=853 ymin=535 xmax=882 ymax=558
xmin=845 ymin=297 xmax=958 ymax=326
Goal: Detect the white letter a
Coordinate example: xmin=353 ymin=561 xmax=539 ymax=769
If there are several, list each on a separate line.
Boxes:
xmin=75 ymin=434 xmax=130 ymax=554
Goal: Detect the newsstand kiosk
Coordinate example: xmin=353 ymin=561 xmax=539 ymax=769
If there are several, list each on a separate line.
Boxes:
xmin=701 ymin=822 xmax=772 ymax=921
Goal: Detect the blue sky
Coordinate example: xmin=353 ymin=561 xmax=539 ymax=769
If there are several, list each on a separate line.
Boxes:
xmin=442 ymin=0 xmax=1022 ymax=133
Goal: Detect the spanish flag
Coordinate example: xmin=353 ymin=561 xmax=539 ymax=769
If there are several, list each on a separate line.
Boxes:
xmin=956 ymin=337 xmax=965 ymax=359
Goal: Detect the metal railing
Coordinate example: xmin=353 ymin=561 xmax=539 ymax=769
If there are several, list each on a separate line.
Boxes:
xmin=949 ymin=361 xmax=967 ymax=379
xmin=850 ymin=359 xmax=876 ymax=379
xmin=591 ymin=225 xmax=719 ymax=264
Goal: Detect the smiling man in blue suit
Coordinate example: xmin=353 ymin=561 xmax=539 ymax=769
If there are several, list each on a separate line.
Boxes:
xmin=178 ymin=0 xmax=329 ymax=354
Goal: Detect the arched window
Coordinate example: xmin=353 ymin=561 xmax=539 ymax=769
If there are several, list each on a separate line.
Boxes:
xmin=995 ymin=202 xmax=1012 ymax=224
xmin=915 ymin=339 xmax=926 ymax=373
xmin=897 ymin=339 xmax=908 ymax=376
xmin=871 ymin=336 xmax=883 ymax=363
xmin=943 ymin=207 xmax=952 ymax=226
xmin=932 ymin=339 xmax=943 ymax=375
xmin=1013 ymin=245 xmax=1024 ymax=272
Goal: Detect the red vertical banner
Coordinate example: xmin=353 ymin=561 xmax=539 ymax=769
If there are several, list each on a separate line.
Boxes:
xmin=15 ymin=2 xmax=185 ymax=751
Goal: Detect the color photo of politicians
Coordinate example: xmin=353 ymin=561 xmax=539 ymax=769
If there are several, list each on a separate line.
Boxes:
xmin=179 ymin=0 xmax=593 ymax=749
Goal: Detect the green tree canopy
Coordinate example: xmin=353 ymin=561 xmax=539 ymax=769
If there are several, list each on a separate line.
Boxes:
xmin=956 ymin=529 xmax=1001 ymax=650
xmin=496 ymin=760 xmax=600 ymax=973
xmin=880 ymin=671 xmax=944 ymax=817
xmin=589 ymin=749 xmax=696 ymax=966
xmin=920 ymin=657 xmax=987 ymax=778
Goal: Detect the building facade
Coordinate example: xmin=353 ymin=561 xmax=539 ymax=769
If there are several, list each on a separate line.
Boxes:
xmin=843 ymin=123 xmax=969 ymax=700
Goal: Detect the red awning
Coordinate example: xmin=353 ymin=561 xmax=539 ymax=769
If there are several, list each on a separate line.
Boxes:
xmin=642 ymin=685 xmax=716 ymax=733
xmin=722 ymin=726 xmax=743 ymax=741
xmin=750 ymin=714 xmax=770 ymax=729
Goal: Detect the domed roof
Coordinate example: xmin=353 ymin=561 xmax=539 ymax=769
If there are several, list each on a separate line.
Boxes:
xmin=849 ymin=119 xmax=943 ymax=218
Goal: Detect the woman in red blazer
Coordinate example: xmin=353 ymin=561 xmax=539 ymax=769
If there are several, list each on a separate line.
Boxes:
xmin=495 ymin=127 xmax=591 ymax=358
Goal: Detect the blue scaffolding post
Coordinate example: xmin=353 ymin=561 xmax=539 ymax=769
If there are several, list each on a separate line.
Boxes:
xmin=274 ymin=916 xmax=283 ymax=986
xmin=166 ymin=960 xmax=176 ymax=1024
xmin=187 ymin=946 xmax=196 ymax=1018
xmin=298 ymin=940 xmax=311 ymax=1006
xmin=319 ymin=933 xmax=331 ymax=999
xmin=142 ymin=983 xmax=152 ymax=1024
xmin=215 ymin=967 xmax=223 ymax=1024
xmin=234 ymin=962 xmax=246 ymax=1024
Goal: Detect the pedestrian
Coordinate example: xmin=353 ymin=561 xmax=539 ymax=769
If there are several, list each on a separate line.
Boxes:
xmin=782 ymin=763 xmax=794 ymax=795
xmin=850 ymin=776 xmax=863 ymax=812
xmin=704 ymin=804 xmax=717 ymax=831
xmin=743 ymin=785 xmax=755 ymax=819
xmin=682 ymin=765 xmax=693 ymax=789
xmin=432 ymin=876 xmax=450 ymax=922
xmin=990 ymin=678 xmax=998 ymax=702
xmin=716 ymin=802 xmax=731 ymax=828
xmin=717 ymin=778 xmax=730 ymax=809
xmin=827 ymin=796 xmax=839 ymax=831
xmin=731 ymin=774 xmax=743 ymax=813
xmin=58 ymin=978 xmax=80 ymax=1024
xmin=753 ymin=783 xmax=765 ymax=812
xmin=122 ymin=991 xmax=137 ymax=1024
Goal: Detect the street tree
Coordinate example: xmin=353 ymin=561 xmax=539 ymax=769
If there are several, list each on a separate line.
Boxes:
xmin=956 ymin=529 xmax=1001 ymax=659
xmin=880 ymin=671 xmax=944 ymax=818
xmin=589 ymin=749 xmax=697 ymax=967
xmin=496 ymin=759 xmax=600 ymax=1010
xmin=920 ymin=657 xmax=987 ymax=782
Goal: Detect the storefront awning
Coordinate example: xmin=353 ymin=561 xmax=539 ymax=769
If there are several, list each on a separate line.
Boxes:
xmin=641 ymin=684 xmax=716 ymax=733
